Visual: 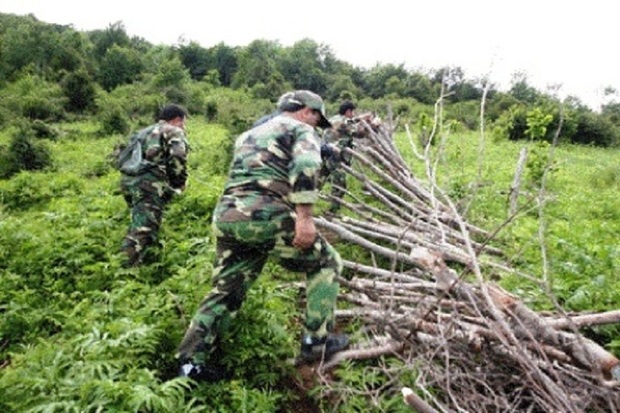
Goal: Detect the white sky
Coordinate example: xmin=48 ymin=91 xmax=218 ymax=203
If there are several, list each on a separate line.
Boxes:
xmin=2 ymin=0 xmax=617 ymax=110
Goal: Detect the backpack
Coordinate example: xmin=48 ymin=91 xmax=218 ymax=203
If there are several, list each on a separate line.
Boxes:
xmin=116 ymin=127 xmax=151 ymax=175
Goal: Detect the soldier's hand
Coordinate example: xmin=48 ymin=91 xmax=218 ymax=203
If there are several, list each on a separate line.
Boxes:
xmin=293 ymin=216 xmax=316 ymax=250
xmin=293 ymin=205 xmax=317 ymax=250
xmin=354 ymin=112 xmax=374 ymax=123
xmin=321 ymin=143 xmax=342 ymax=163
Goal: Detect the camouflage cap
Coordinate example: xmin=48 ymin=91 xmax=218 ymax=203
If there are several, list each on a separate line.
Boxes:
xmin=278 ymin=90 xmax=332 ymax=129
xmin=276 ymin=91 xmax=295 ymax=107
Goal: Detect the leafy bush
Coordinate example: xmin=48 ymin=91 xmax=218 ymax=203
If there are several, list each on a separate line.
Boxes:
xmin=61 ymin=69 xmax=97 ymax=113
xmin=29 ymin=119 xmax=62 ymax=140
xmin=0 ymin=72 xmax=66 ymax=121
xmin=99 ymin=105 xmax=131 ymax=136
xmin=0 ymin=124 xmax=53 ymax=178
xmin=572 ymin=110 xmax=620 ymax=146
xmin=0 ymin=170 xmax=56 ymax=209
xmin=202 ymin=87 xmax=272 ymax=134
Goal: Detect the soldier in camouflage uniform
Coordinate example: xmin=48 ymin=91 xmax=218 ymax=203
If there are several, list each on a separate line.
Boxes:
xmin=322 ymin=101 xmax=374 ymax=212
xmin=119 ymin=104 xmax=189 ymax=267
xmin=178 ymin=90 xmax=348 ymax=382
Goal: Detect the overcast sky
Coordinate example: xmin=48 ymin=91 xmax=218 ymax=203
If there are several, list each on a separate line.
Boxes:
xmin=2 ymin=0 xmax=616 ymax=110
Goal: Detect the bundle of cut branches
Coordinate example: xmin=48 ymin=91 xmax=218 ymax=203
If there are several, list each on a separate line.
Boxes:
xmin=309 ymin=117 xmax=620 ymax=412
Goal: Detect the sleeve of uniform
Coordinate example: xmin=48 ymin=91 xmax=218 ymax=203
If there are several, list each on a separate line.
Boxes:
xmin=163 ymin=126 xmax=189 ymax=189
xmin=288 ymin=125 xmax=322 ymax=204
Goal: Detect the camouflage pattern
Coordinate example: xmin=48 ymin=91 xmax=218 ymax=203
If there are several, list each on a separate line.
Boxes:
xmin=120 ymin=120 xmax=188 ymax=266
xmin=322 ymin=114 xmax=368 ymax=211
xmin=278 ymin=90 xmax=331 ymax=129
xmin=177 ymin=114 xmax=342 ymax=365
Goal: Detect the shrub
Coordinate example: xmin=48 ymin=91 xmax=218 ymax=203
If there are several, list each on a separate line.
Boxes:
xmin=0 ymin=73 xmax=66 ymax=121
xmin=99 ymin=107 xmax=131 ymax=136
xmin=61 ymin=69 xmax=97 ymax=113
xmin=572 ymin=111 xmax=619 ymax=147
xmin=0 ymin=123 xmax=53 ymax=178
xmin=30 ymin=119 xmax=62 ymax=140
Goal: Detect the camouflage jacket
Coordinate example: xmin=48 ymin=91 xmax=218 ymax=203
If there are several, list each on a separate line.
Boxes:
xmin=121 ymin=120 xmax=189 ymax=193
xmin=214 ymin=114 xmax=322 ymax=223
xmin=322 ymin=114 xmax=368 ymax=146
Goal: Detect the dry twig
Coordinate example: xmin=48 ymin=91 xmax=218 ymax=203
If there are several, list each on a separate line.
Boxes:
xmin=307 ymin=113 xmax=620 ymax=412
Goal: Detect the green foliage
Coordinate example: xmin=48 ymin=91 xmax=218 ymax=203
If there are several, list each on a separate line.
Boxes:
xmin=0 ymin=170 xmax=58 ymax=209
xmin=96 ymin=82 xmax=161 ymax=126
xmin=572 ymin=110 xmax=619 ymax=146
xmin=525 ymin=140 xmax=555 ymax=188
xmin=220 ymin=280 xmax=298 ymax=385
xmin=99 ymin=105 xmax=131 ymax=136
xmin=0 ymin=123 xmax=53 ymax=178
xmin=0 ymin=73 xmax=67 ymax=121
xmin=313 ymin=358 xmax=417 ymax=412
xmin=0 ymin=323 xmax=196 ymax=412
xmin=602 ymin=101 xmax=620 ymax=127
xmin=509 ymin=72 xmax=542 ymax=104
xmin=61 ymin=69 xmax=97 ymax=113
xmin=149 ymin=54 xmax=192 ymax=90
xmin=30 ymin=119 xmax=62 ymax=140
xmin=202 ymin=87 xmax=272 ymax=135
xmin=491 ymin=104 xmax=527 ymax=141
xmin=99 ymin=44 xmax=145 ymax=91
xmin=279 ymin=38 xmax=330 ymax=95
xmin=231 ymin=39 xmax=284 ymax=91
xmin=187 ymin=120 xmax=233 ymax=177
xmin=446 ymin=100 xmax=481 ymax=130
xmin=0 ymin=14 xmax=88 ymax=81
xmin=3 ymin=12 xmax=620 ymax=412
xmin=178 ymin=41 xmax=211 ymax=81
xmin=525 ymin=107 xmax=553 ymax=140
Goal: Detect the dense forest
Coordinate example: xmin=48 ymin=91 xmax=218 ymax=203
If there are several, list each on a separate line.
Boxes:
xmin=1 ymin=11 xmax=620 ymax=171
xmin=3 ymin=12 xmax=620 ymax=412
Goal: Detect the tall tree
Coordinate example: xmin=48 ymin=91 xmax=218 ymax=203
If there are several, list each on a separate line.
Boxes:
xmin=207 ymin=42 xmax=238 ymax=87
xmin=362 ymin=63 xmax=410 ymax=99
xmin=405 ymin=71 xmax=436 ymax=104
xmin=231 ymin=39 xmax=282 ymax=91
xmin=98 ymin=45 xmax=144 ymax=91
xmin=280 ymin=39 xmax=331 ymax=95
xmin=178 ymin=41 xmax=210 ymax=81
xmin=510 ymin=72 xmax=541 ymax=104
xmin=89 ymin=22 xmax=130 ymax=61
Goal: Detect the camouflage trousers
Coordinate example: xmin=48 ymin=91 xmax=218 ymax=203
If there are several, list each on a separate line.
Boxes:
xmin=120 ymin=182 xmax=169 ymax=267
xmin=177 ymin=214 xmax=342 ymax=365
xmin=324 ymin=140 xmax=353 ymax=212
xmin=328 ymin=168 xmax=347 ymax=212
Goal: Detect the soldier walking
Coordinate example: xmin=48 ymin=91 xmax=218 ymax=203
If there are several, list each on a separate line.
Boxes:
xmin=322 ymin=101 xmax=374 ymax=212
xmin=119 ymin=104 xmax=189 ymax=267
xmin=177 ymin=90 xmax=348 ymax=381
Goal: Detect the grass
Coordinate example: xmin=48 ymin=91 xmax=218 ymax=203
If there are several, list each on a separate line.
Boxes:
xmin=2 ymin=119 xmax=620 ymax=411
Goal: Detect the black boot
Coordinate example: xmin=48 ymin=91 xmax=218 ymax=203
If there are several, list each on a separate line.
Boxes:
xmin=300 ymin=333 xmax=349 ymax=363
xmin=178 ymin=360 xmax=229 ymax=383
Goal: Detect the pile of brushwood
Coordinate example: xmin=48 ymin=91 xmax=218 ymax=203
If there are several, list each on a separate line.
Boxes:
xmin=309 ymin=117 xmax=620 ymax=412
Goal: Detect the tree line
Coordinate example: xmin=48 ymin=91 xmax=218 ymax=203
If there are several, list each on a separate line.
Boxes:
xmin=1 ymin=12 xmax=620 ymax=161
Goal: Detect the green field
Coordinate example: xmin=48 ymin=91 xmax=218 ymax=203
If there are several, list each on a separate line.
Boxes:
xmin=1 ymin=119 xmax=620 ymax=412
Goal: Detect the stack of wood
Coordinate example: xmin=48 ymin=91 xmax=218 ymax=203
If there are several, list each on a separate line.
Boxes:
xmin=312 ymin=119 xmax=620 ymax=412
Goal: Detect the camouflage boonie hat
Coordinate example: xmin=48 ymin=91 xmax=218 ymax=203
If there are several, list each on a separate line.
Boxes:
xmin=278 ymin=90 xmax=332 ymax=129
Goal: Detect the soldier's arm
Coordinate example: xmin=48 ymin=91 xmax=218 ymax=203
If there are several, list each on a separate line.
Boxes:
xmin=164 ymin=127 xmax=189 ymax=190
xmin=289 ymin=126 xmax=322 ymax=249
xmin=289 ymin=126 xmax=322 ymax=203
xmin=293 ymin=204 xmax=316 ymax=250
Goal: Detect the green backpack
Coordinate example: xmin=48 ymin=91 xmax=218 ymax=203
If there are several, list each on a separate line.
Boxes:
xmin=116 ymin=127 xmax=151 ymax=175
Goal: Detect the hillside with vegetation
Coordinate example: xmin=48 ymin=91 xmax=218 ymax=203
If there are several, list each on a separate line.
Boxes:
xmin=2 ymin=12 xmax=620 ymax=412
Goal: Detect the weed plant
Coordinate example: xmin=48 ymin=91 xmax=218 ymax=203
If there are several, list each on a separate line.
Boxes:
xmin=1 ymin=118 xmax=620 ymax=412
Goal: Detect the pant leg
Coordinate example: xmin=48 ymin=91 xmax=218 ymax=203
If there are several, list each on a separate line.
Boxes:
xmin=120 ymin=183 xmax=165 ymax=266
xmin=329 ymin=168 xmax=347 ymax=212
xmin=177 ymin=235 xmax=270 ymax=364
xmin=273 ymin=227 xmax=343 ymax=339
